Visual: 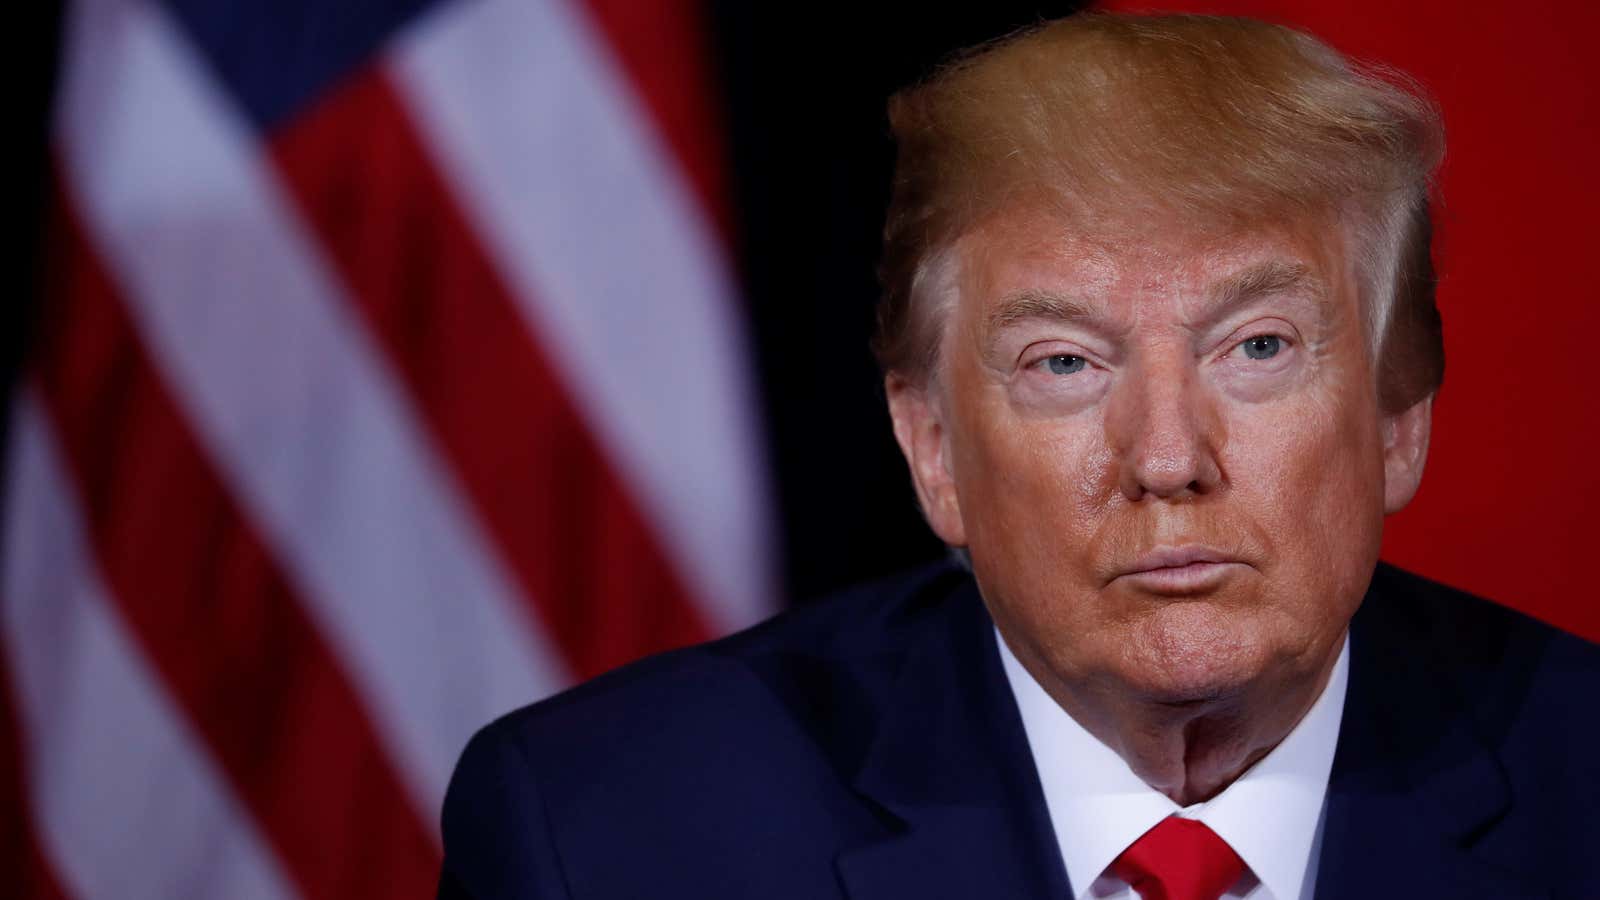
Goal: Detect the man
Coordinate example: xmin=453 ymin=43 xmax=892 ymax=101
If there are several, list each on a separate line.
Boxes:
xmin=438 ymin=14 xmax=1599 ymax=900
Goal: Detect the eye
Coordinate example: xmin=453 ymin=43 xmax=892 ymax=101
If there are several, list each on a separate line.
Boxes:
xmin=1240 ymin=335 xmax=1282 ymax=360
xmin=1043 ymin=354 xmax=1087 ymax=375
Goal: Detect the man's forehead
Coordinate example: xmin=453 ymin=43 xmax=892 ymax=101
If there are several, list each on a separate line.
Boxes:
xmin=959 ymin=210 xmax=1345 ymax=323
xmin=980 ymin=259 xmax=1329 ymax=339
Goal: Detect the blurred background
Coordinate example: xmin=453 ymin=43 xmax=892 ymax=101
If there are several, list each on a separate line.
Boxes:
xmin=3 ymin=0 xmax=1595 ymax=897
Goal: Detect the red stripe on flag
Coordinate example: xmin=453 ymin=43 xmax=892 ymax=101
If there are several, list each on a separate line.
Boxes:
xmin=34 ymin=184 xmax=440 ymax=900
xmin=268 ymin=67 xmax=715 ymax=681
xmin=579 ymin=0 xmax=736 ymax=242
xmin=0 ymin=639 xmax=73 ymax=900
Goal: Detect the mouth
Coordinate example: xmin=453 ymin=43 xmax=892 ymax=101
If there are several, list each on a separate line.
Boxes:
xmin=1111 ymin=545 xmax=1248 ymax=595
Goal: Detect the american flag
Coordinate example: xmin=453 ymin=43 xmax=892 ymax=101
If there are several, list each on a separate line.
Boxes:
xmin=2 ymin=0 xmax=776 ymax=897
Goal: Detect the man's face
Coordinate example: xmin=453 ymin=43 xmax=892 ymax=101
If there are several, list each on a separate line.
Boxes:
xmin=891 ymin=205 xmax=1430 ymax=707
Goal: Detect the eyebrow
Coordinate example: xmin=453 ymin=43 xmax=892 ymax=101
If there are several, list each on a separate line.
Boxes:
xmin=1205 ymin=260 xmax=1327 ymax=326
xmin=984 ymin=289 xmax=1096 ymax=335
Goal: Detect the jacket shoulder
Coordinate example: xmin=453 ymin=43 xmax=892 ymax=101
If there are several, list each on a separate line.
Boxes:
xmin=439 ymin=561 xmax=972 ymax=898
xmin=1362 ymin=563 xmax=1600 ymax=891
xmin=1364 ymin=562 xmax=1600 ymax=715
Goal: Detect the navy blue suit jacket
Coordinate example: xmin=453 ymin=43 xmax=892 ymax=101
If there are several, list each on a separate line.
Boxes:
xmin=437 ymin=563 xmax=1600 ymax=899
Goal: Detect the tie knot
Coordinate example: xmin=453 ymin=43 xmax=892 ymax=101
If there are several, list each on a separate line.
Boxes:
xmin=1110 ymin=816 xmax=1245 ymax=900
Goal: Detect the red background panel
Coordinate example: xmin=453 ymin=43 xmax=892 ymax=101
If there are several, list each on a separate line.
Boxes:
xmin=1100 ymin=0 xmax=1600 ymax=640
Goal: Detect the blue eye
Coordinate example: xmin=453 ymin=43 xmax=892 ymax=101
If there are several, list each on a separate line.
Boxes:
xmin=1045 ymin=354 xmax=1086 ymax=375
xmin=1241 ymin=336 xmax=1281 ymax=360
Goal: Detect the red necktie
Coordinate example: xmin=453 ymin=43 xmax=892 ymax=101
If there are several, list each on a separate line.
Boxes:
xmin=1110 ymin=816 xmax=1245 ymax=900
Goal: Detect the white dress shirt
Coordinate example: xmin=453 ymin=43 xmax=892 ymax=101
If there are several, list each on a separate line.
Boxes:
xmin=997 ymin=629 xmax=1349 ymax=900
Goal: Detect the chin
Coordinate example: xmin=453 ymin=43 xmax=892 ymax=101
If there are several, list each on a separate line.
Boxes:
xmin=1118 ymin=605 xmax=1275 ymax=706
xmin=1128 ymin=664 xmax=1258 ymax=709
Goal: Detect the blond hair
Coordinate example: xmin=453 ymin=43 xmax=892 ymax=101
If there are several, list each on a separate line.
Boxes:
xmin=875 ymin=13 xmax=1444 ymax=412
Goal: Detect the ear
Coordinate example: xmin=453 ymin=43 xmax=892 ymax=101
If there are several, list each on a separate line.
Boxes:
xmin=885 ymin=373 xmax=967 ymax=546
xmin=1381 ymin=394 xmax=1433 ymax=514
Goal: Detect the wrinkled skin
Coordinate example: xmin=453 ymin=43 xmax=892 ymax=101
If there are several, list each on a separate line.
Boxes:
xmin=888 ymin=206 xmax=1433 ymax=804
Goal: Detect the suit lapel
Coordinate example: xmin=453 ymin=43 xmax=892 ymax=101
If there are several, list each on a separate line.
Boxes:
xmin=1315 ymin=579 xmax=1548 ymax=900
xmin=836 ymin=580 xmax=1071 ymax=900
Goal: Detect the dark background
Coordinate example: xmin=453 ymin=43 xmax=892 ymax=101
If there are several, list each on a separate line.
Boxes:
xmin=10 ymin=3 xmax=65 ymax=469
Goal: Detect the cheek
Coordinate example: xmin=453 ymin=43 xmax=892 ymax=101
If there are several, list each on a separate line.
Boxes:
xmin=1225 ymin=386 xmax=1385 ymax=602
xmin=954 ymin=404 xmax=1117 ymax=569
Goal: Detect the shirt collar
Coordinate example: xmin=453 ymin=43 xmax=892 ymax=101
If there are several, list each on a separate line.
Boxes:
xmin=997 ymin=628 xmax=1349 ymax=900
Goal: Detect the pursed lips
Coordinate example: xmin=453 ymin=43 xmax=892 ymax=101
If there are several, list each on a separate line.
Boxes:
xmin=1110 ymin=545 xmax=1249 ymax=594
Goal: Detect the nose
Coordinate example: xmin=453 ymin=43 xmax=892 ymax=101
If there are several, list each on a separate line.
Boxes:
xmin=1106 ymin=356 xmax=1223 ymax=502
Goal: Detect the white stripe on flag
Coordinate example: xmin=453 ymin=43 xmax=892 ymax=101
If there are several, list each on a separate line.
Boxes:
xmin=53 ymin=0 xmax=564 ymax=823
xmin=1 ymin=393 xmax=297 ymax=900
xmin=391 ymin=0 xmax=777 ymax=634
